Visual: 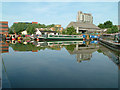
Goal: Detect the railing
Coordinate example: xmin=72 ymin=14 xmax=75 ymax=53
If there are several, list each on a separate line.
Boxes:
xmin=100 ymin=34 xmax=114 ymax=41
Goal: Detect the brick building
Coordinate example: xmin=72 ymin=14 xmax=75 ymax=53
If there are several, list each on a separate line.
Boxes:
xmin=0 ymin=21 xmax=8 ymax=35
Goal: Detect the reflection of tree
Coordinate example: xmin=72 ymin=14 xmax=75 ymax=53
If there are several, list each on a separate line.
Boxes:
xmin=64 ymin=44 xmax=76 ymax=52
xmin=97 ymin=49 xmax=102 ymax=53
xmin=10 ymin=42 xmax=62 ymax=51
xmin=10 ymin=43 xmax=46 ymax=51
xmin=47 ymin=45 xmax=61 ymax=50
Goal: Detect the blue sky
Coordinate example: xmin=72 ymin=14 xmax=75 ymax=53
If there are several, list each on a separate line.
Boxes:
xmin=2 ymin=2 xmax=118 ymax=28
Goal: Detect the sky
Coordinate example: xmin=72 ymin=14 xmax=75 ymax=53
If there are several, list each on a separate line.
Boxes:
xmin=1 ymin=2 xmax=118 ymax=28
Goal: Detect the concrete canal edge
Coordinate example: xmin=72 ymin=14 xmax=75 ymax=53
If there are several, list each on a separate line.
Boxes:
xmin=0 ymin=54 xmax=2 ymax=90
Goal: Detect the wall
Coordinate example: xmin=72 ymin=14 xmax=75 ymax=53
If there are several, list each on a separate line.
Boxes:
xmin=0 ymin=21 xmax=8 ymax=35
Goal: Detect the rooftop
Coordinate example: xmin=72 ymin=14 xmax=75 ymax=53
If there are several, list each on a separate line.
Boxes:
xmin=67 ymin=22 xmax=100 ymax=29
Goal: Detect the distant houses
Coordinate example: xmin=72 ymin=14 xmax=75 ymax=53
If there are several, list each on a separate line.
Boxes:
xmin=20 ymin=28 xmax=59 ymax=36
xmin=14 ymin=22 xmax=38 ymax=24
xmin=21 ymin=30 xmax=28 ymax=35
xmin=35 ymin=28 xmax=58 ymax=36
xmin=14 ymin=22 xmax=64 ymax=35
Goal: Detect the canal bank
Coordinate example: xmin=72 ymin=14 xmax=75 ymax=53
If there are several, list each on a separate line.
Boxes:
xmin=99 ymin=33 xmax=120 ymax=52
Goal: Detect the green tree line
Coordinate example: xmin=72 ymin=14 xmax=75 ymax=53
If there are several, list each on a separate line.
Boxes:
xmin=62 ymin=26 xmax=80 ymax=35
xmin=98 ymin=21 xmax=119 ymax=33
xmin=9 ymin=23 xmax=55 ymax=34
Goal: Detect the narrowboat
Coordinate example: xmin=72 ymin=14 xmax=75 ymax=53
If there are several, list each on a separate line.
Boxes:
xmin=10 ymin=34 xmax=16 ymax=40
xmin=5 ymin=35 xmax=11 ymax=40
xmin=99 ymin=38 xmax=120 ymax=50
xmin=44 ymin=34 xmax=83 ymax=41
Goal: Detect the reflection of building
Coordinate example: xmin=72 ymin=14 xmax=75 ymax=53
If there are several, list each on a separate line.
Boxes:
xmin=0 ymin=41 xmax=9 ymax=53
xmin=77 ymin=11 xmax=93 ymax=23
xmin=32 ymin=50 xmax=38 ymax=52
xmin=76 ymin=54 xmax=92 ymax=63
xmin=66 ymin=43 xmax=99 ymax=63
xmin=0 ymin=21 xmax=8 ymax=35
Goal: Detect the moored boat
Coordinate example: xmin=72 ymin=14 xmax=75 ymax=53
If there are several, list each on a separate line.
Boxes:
xmin=99 ymin=38 xmax=120 ymax=50
xmin=44 ymin=34 xmax=83 ymax=41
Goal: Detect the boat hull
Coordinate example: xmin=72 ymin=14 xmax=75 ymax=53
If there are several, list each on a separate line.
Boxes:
xmin=44 ymin=37 xmax=83 ymax=41
xmin=99 ymin=38 xmax=120 ymax=51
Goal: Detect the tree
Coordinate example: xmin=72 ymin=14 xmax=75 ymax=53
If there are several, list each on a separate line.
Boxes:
xmin=65 ymin=26 xmax=76 ymax=35
xmin=98 ymin=21 xmax=113 ymax=29
xmin=26 ymin=25 xmax=35 ymax=34
xmin=98 ymin=23 xmax=104 ymax=29
xmin=26 ymin=26 xmax=33 ymax=35
xmin=111 ymin=25 xmax=119 ymax=33
xmin=10 ymin=23 xmax=27 ymax=34
xmin=104 ymin=21 xmax=113 ymax=28
xmin=46 ymin=24 xmax=55 ymax=28
xmin=9 ymin=22 xmax=57 ymax=35
xmin=8 ymin=27 xmax=14 ymax=34
xmin=98 ymin=20 xmax=118 ymax=34
xmin=62 ymin=30 xmax=66 ymax=34
xmin=107 ymin=25 xmax=119 ymax=34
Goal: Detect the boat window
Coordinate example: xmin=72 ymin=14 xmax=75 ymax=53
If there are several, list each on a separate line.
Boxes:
xmin=118 ymin=34 xmax=120 ymax=37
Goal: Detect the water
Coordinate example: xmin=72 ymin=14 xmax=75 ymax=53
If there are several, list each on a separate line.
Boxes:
xmin=1 ymin=40 xmax=119 ymax=88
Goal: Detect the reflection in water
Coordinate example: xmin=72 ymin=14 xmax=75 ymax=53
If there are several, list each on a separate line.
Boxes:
xmin=2 ymin=40 xmax=100 ymax=63
xmin=98 ymin=44 xmax=120 ymax=69
xmin=0 ymin=41 xmax=9 ymax=53
xmin=1 ymin=40 xmax=119 ymax=88
xmin=1 ymin=40 xmax=120 ymax=64
xmin=65 ymin=41 xmax=99 ymax=63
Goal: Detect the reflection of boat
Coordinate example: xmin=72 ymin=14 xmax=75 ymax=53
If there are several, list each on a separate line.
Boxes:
xmin=47 ymin=41 xmax=85 ymax=46
xmin=90 ymin=40 xmax=99 ymax=44
xmin=11 ymin=40 xmax=17 ymax=44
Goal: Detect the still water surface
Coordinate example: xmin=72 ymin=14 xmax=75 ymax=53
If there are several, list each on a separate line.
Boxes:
xmin=1 ymin=40 xmax=119 ymax=88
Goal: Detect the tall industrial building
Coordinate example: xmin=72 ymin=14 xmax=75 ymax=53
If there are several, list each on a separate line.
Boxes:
xmin=76 ymin=11 xmax=93 ymax=24
xmin=67 ymin=11 xmax=101 ymax=34
xmin=0 ymin=21 xmax=8 ymax=35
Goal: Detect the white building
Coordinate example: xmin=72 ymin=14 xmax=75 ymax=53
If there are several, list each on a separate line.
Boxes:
xmin=35 ymin=28 xmax=42 ymax=35
xmin=77 ymin=11 xmax=93 ymax=24
xmin=21 ymin=30 xmax=27 ymax=35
